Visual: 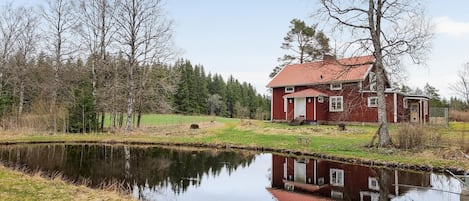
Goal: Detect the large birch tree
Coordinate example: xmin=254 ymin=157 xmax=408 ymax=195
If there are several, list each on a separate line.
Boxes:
xmin=41 ymin=0 xmax=78 ymax=132
xmin=114 ymin=0 xmax=173 ymax=133
xmin=318 ymin=0 xmax=433 ymax=147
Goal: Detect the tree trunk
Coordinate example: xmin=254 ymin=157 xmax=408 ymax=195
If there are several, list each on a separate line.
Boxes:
xmin=18 ymin=80 xmax=24 ymax=117
xmin=100 ymin=112 xmax=105 ymax=131
xmin=368 ymin=0 xmax=392 ymax=147
xmin=376 ymin=61 xmax=392 ymax=146
xmin=137 ymin=109 xmax=142 ymax=128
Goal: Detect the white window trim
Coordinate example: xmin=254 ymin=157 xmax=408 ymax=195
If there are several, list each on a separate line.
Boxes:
xmin=331 ymin=190 xmax=344 ymax=199
xmin=368 ymin=177 xmax=379 ymax=191
xmin=329 ymin=96 xmax=344 ymax=112
xmin=330 ymin=168 xmax=344 ymax=187
xmin=369 ymin=72 xmax=377 ymax=91
xmin=330 ymin=83 xmax=342 ymax=90
xmin=368 ymin=97 xmax=378 ymax=107
xmin=370 ymin=82 xmax=377 ymax=92
xmin=285 ymin=86 xmax=295 ymax=93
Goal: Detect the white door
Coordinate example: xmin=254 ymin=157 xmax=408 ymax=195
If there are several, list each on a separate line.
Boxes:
xmin=294 ymin=160 xmax=307 ymax=183
xmin=294 ymin=98 xmax=306 ymax=119
xmin=410 ymin=103 xmax=419 ymax=123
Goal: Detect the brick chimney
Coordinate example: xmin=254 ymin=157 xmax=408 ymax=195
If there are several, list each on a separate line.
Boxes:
xmin=322 ymin=54 xmax=336 ymax=64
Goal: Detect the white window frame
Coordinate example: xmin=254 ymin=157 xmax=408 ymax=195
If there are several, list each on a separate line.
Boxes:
xmin=331 ymin=190 xmax=344 ymax=199
xmin=285 ymin=86 xmax=295 ymax=93
xmin=368 ymin=97 xmax=378 ymax=107
xmin=369 ymin=72 xmax=377 ymax=91
xmin=330 ymin=83 xmax=342 ymax=90
xmin=368 ymin=177 xmax=379 ymax=191
xmin=403 ymin=98 xmax=408 ymax=109
xmin=329 ymin=96 xmax=343 ymax=112
xmin=330 ymin=168 xmax=344 ymax=187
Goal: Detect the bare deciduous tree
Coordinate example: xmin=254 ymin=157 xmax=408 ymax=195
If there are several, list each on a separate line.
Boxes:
xmin=318 ymin=0 xmax=433 ymax=147
xmin=13 ymin=7 xmax=39 ymax=117
xmin=451 ymin=63 xmax=469 ymax=105
xmin=114 ymin=0 xmax=173 ymax=133
xmin=0 ymin=3 xmax=23 ymax=97
xmin=41 ymin=0 xmax=79 ymax=132
xmin=78 ymin=0 xmax=116 ymax=130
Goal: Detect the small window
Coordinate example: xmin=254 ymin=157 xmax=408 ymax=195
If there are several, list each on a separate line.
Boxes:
xmin=403 ymin=99 xmax=408 ymax=109
xmin=330 ymin=168 xmax=344 ymax=187
xmin=368 ymin=97 xmax=378 ymax=107
xmin=331 ymin=190 xmax=344 ymax=199
xmin=369 ymin=72 xmax=377 ymax=91
xmin=317 ymin=96 xmax=324 ymax=103
xmin=329 ymin=96 xmax=343 ymax=112
xmin=285 ymin=86 xmax=295 ymax=93
xmin=370 ymin=83 xmax=377 ymax=91
xmin=330 ymin=83 xmax=342 ymax=90
xmin=368 ymin=177 xmax=379 ymax=191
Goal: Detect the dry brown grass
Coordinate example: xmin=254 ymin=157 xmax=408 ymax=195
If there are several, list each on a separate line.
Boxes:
xmin=0 ymin=165 xmax=135 ymax=201
xmin=395 ymin=124 xmax=442 ymax=150
xmin=449 ymin=110 xmax=469 ymax=122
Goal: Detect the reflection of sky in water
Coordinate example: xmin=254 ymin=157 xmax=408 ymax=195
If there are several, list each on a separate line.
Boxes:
xmin=393 ymin=174 xmax=465 ymax=201
xmin=134 ymin=154 xmax=274 ymax=201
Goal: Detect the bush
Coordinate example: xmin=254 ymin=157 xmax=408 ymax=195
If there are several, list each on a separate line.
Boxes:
xmin=396 ymin=124 xmax=428 ymax=150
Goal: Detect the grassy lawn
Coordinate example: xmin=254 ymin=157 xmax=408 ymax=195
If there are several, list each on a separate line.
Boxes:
xmin=0 ymin=166 xmax=133 ymax=201
xmin=1 ymin=114 xmax=469 ymax=200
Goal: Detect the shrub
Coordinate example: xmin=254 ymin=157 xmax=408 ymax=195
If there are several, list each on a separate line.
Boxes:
xmin=396 ymin=124 xmax=428 ymax=150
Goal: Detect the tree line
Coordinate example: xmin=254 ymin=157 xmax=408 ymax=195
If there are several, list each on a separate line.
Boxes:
xmin=0 ymin=0 xmax=269 ymax=133
xmin=173 ymin=59 xmax=270 ymax=119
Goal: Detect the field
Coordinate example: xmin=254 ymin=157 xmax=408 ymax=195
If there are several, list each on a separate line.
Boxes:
xmin=1 ymin=114 xmax=469 ymax=200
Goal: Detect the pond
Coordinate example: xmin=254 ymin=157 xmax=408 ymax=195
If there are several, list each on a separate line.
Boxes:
xmin=0 ymin=144 xmax=467 ymax=201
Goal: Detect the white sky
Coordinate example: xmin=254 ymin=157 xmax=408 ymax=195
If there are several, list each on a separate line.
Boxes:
xmin=165 ymin=0 xmax=469 ymax=99
xmin=7 ymin=0 xmax=469 ymax=99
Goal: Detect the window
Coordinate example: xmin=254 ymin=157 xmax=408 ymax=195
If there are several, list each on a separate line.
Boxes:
xmin=330 ymin=169 xmax=344 ymax=187
xmin=285 ymin=86 xmax=295 ymax=93
xmin=369 ymin=72 xmax=377 ymax=91
xmin=370 ymin=83 xmax=377 ymax=91
xmin=329 ymin=96 xmax=343 ymax=112
xmin=368 ymin=177 xmax=379 ymax=191
xmin=403 ymin=99 xmax=408 ymax=109
xmin=330 ymin=83 xmax=342 ymax=90
xmin=331 ymin=190 xmax=344 ymax=199
xmin=317 ymin=96 xmax=324 ymax=103
xmin=368 ymin=97 xmax=378 ymax=107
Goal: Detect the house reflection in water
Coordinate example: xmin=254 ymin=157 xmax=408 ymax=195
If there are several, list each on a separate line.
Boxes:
xmin=269 ymin=154 xmax=464 ymax=201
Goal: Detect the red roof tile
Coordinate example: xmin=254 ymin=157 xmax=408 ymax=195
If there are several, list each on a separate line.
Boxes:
xmin=267 ymin=55 xmax=374 ymax=88
xmin=267 ymin=188 xmax=332 ymax=201
xmin=283 ymin=88 xmax=328 ymax=98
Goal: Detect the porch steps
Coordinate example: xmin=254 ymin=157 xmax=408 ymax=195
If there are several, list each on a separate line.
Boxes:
xmin=289 ymin=116 xmax=305 ymax=126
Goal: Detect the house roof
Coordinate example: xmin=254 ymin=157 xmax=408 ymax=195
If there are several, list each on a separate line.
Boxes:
xmin=267 ymin=55 xmax=374 ymax=88
xmin=267 ymin=188 xmax=332 ymax=201
xmin=283 ymin=88 xmax=328 ymax=98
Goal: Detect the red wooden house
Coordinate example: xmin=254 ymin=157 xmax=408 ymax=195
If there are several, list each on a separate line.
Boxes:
xmin=270 ymin=154 xmax=432 ymax=200
xmin=267 ymin=55 xmax=429 ymax=124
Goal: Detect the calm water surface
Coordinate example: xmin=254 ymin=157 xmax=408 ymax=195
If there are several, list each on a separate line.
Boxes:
xmin=0 ymin=144 xmax=467 ymax=201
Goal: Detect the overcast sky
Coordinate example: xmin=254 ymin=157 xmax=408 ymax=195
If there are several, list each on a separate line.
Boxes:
xmin=8 ymin=0 xmax=469 ymax=99
xmin=165 ymin=0 xmax=469 ymax=99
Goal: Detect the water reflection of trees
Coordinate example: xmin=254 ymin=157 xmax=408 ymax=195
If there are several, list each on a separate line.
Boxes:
xmin=0 ymin=144 xmax=256 ymax=194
